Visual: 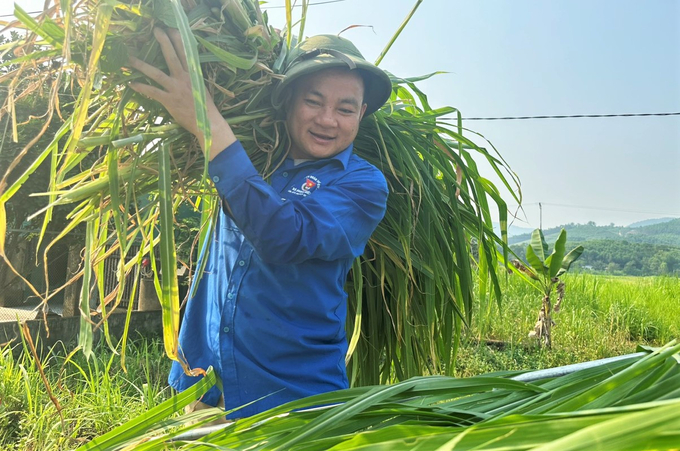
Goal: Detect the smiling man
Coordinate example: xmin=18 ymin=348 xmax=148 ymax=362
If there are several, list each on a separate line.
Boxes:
xmin=129 ymin=31 xmax=392 ymax=418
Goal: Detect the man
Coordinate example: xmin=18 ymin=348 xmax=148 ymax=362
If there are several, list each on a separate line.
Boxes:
xmin=129 ymin=30 xmax=392 ymax=418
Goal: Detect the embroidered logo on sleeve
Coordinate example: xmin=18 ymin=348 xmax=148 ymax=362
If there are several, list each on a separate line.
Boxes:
xmin=287 ymin=175 xmax=322 ymax=197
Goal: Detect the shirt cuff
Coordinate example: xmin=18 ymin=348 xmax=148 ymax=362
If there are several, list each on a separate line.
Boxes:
xmin=208 ymin=140 xmax=260 ymax=198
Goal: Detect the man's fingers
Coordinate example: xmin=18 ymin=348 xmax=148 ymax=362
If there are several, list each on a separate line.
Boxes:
xmin=154 ymin=28 xmax=186 ymax=77
xmin=128 ymin=56 xmax=173 ymax=90
xmin=166 ymin=28 xmax=189 ymax=72
xmin=128 ymin=80 xmax=169 ymax=105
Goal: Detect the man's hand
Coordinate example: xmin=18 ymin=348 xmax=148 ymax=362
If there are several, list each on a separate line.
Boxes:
xmin=127 ymin=28 xmax=236 ymax=160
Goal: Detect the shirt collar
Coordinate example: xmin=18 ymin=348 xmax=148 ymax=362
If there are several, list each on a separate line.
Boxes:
xmin=284 ymin=143 xmax=354 ymax=171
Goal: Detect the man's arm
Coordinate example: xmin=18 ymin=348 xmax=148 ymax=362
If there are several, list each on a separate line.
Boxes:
xmin=210 ymin=141 xmax=388 ymax=265
xmin=127 ymin=28 xmax=234 ymax=161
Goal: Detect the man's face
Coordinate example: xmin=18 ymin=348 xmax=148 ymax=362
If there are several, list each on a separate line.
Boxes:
xmin=286 ymin=67 xmax=368 ymax=160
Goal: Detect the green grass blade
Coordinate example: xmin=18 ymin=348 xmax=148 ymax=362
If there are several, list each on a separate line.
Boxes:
xmin=81 ymin=367 xmax=218 ymax=450
xmin=79 ymin=219 xmax=95 ymax=360
xmin=169 ymin=0 xmax=211 ymax=155
xmin=374 ymin=0 xmax=423 ymax=66
xmin=60 ymin=3 xmax=113 ymax=163
xmin=285 ymin=0 xmax=292 ymax=48
xmin=158 ymin=142 xmax=181 ymax=362
xmin=196 ymin=36 xmax=257 ymax=70
xmin=12 ymin=4 xmax=64 ymax=49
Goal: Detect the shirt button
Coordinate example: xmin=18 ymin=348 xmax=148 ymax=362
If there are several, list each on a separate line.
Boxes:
xmin=212 ymin=175 xmax=220 ymax=183
xmin=223 ymin=327 xmax=230 ymax=333
xmin=227 ymin=292 xmax=234 ymax=299
xmin=238 ymin=260 xmax=245 ymax=266
xmin=282 ymin=172 xmax=288 ymax=177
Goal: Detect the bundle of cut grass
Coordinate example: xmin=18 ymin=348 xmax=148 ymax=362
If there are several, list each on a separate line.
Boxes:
xmin=83 ymin=342 xmax=680 ymax=450
xmin=0 ymin=0 xmax=519 ymax=383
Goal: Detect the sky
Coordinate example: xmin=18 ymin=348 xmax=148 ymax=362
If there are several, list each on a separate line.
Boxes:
xmin=2 ymin=0 xmax=679 ymax=229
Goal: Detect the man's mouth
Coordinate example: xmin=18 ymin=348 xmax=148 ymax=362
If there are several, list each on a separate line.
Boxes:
xmin=310 ymin=131 xmax=335 ymax=142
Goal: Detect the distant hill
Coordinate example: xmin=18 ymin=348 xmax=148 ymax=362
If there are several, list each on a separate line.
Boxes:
xmin=508 ymin=219 xmax=680 ymax=248
xmin=627 ymin=217 xmax=676 ymax=228
xmin=493 ymin=222 xmax=534 ymax=238
xmin=508 ymin=218 xmax=680 ymax=276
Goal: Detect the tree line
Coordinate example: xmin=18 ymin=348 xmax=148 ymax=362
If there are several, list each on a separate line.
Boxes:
xmin=511 ymin=239 xmax=680 ymax=276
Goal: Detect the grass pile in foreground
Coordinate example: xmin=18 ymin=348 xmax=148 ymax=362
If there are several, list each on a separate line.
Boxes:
xmin=82 ymin=341 xmax=680 ymax=450
xmin=0 ymin=339 xmax=171 ymax=451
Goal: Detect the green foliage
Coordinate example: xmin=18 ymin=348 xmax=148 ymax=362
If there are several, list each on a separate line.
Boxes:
xmin=0 ymin=338 xmax=172 ymax=451
xmin=512 ymin=239 xmax=680 ymax=276
xmin=2 ymin=275 xmax=678 ymax=447
xmin=79 ymin=341 xmax=680 ymax=450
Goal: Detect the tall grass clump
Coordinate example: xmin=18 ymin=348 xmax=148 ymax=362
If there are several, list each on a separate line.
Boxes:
xmin=0 ymin=338 xmax=171 ymax=451
xmin=0 ymin=0 xmax=519 ymax=384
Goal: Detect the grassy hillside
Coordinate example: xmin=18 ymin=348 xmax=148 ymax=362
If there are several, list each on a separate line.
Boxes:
xmin=508 ymin=219 xmax=680 ymax=276
xmin=509 ymin=218 xmax=680 ymax=247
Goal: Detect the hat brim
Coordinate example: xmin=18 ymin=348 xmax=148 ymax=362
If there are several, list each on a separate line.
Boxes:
xmin=272 ymin=55 xmax=392 ymax=117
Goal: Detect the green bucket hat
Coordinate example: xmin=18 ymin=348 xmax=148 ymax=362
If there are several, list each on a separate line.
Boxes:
xmin=272 ymin=34 xmax=393 ymax=117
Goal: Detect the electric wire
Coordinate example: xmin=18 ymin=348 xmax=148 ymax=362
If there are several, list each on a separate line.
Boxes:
xmin=448 ymin=112 xmax=680 ymax=121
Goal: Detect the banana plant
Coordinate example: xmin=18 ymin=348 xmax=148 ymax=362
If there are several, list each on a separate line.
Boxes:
xmin=513 ymin=229 xmax=583 ymax=348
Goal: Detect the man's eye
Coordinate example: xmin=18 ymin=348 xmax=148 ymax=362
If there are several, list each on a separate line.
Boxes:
xmin=305 ymin=99 xmax=321 ymax=106
xmin=339 ymin=109 xmax=355 ymax=114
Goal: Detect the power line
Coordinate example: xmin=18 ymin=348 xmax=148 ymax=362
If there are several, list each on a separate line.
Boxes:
xmin=521 ymin=202 xmax=680 ymax=218
xmin=448 ymin=112 xmax=680 ymax=121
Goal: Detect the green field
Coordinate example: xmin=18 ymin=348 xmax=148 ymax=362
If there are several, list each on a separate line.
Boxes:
xmin=1 ymin=274 xmax=679 ymax=449
xmin=457 ymin=273 xmax=680 ymax=377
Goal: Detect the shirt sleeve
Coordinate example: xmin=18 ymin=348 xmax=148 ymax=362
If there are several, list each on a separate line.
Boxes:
xmin=208 ymin=140 xmax=388 ymax=265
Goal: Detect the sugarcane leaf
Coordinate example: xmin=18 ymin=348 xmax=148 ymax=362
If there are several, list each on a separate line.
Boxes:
xmin=79 ymin=219 xmax=94 ymax=360
xmin=285 ymin=0 xmax=292 ymax=48
xmin=346 ymin=258 xmax=363 ymax=365
xmin=0 ymin=201 xmax=6 ymax=256
xmin=13 ymin=4 xmax=64 ymax=49
xmin=374 ymin=0 xmax=423 ymax=66
xmin=547 ymin=229 xmax=567 ymax=278
xmin=0 ymin=119 xmax=70 ymax=204
xmin=157 ymin=142 xmax=181 ymax=361
xmin=82 ymin=367 xmax=218 ymax=450
xmin=0 ymin=49 xmax=61 ymax=67
xmin=298 ymin=0 xmax=309 ymax=42
xmin=196 ymin=36 xmax=258 ymax=70
xmin=61 ymin=2 xmax=113 ymax=163
xmin=531 ymin=400 xmax=680 ymax=451
xmin=169 ymin=0 xmax=211 ymax=155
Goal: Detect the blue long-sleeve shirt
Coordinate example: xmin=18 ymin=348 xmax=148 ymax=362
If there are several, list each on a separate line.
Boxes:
xmin=168 ymin=140 xmax=388 ymax=418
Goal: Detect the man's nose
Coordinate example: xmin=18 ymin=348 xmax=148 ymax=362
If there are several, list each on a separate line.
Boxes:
xmin=315 ymin=107 xmax=337 ymax=127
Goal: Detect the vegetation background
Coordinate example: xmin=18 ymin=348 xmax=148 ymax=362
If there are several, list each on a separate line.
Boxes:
xmin=509 ymin=218 xmax=680 ymax=276
xmin=2 ymin=273 xmax=678 ymax=449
